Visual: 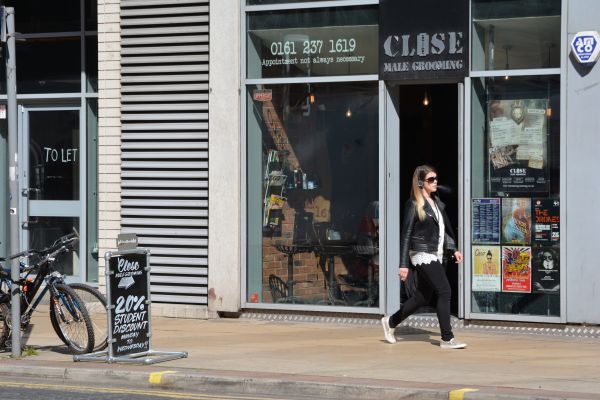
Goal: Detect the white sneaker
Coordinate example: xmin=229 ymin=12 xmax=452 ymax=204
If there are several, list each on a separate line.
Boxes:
xmin=440 ymin=338 xmax=467 ymax=349
xmin=381 ymin=316 xmax=397 ymax=344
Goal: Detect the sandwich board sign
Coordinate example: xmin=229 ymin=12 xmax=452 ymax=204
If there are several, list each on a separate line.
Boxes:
xmin=74 ymin=248 xmax=187 ymax=364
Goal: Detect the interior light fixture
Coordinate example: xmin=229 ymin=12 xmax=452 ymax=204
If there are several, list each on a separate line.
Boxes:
xmin=309 ymin=93 xmax=315 ymax=104
xmin=345 ymin=108 xmax=353 ymax=118
xmin=422 ymin=90 xmax=430 ymax=107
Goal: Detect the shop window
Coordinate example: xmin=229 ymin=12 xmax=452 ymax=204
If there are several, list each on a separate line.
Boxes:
xmin=17 ymin=37 xmax=81 ymax=94
xmin=247 ymin=82 xmax=379 ymax=307
xmin=247 ymin=0 xmax=345 ymax=5
xmin=247 ymin=6 xmax=378 ymax=79
xmin=3 ymin=0 xmax=80 ymax=34
xmin=470 ymin=75 xmax=560 ymax=316
xmin=85 ymin=0 xmax=98 ymax=32
xmin=472 ymin=0 xmax=561 ymax=70
xmin=28 ymin=217 xmax=80 ymax=276
xmin=86 ymin=35 xmax=98 ymax=93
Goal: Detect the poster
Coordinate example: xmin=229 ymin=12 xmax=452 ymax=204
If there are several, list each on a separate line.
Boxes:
xmin=532 ymin=199 xmax=560 ymax=244
xmin=472 ymin=246 xmax=501 ymax=292
xmin=487 ymin=99 xmax=549 ymax=194
xmin=472 ymin=198 xmax=501 ymax=244
xmin=532 ymin=247 xmax=560 ymax=293
xmin=502 ymin=246 xmax=532 ymax=293
xmin=502 ymin=198 xmax=532 ymax=244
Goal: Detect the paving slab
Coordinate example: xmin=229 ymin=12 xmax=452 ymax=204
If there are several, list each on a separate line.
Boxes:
xmin=0 ymin=314 xmax=599 ymax=399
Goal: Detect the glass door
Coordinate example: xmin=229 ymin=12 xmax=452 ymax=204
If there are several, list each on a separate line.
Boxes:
xmin=19 ymin=106 xmax=84 ymax=279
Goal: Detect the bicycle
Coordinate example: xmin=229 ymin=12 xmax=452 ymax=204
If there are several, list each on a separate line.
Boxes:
xmin=0 ymin=232 xmax=95 ymax=354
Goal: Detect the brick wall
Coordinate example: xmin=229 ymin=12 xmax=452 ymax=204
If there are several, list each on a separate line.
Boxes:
xmin=97 ymin=0 xmax=122 ymax=294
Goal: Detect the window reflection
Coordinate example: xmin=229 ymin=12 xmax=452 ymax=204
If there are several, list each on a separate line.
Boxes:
xmin=247 ymin=83 xmax=379 ymax=307
xmin=472 ymin=0 xmax=561 ymax=70
xmin=17 ymin=37 xmax=81 ymax=94
xmin=28 ymin=217 xmax=80 ymax=276
xmin=29 ymin=110 xmax=80 ymax=201
xmin=4 ymin=0 xmax=80 ymax=33
xmin=86 ymin=36 xmax=98 ymax=93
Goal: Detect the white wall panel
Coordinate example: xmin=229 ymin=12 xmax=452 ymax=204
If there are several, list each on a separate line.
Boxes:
xmin=121 ymin=0 xmax=209 ymax=305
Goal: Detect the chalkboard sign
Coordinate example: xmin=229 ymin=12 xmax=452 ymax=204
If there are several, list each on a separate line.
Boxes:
xmin=107 ymin=250 xmax=150 ymax=357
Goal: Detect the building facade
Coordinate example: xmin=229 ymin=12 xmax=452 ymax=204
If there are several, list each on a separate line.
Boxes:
xmin=3 ymin=0 xmax=600 ymax=325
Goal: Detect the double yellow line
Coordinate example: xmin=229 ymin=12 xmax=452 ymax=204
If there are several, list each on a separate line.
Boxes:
xmin=0 ymin=380 xmax=288 ymax=400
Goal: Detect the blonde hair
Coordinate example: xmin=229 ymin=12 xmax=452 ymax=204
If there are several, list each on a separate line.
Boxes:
xmin=410 ymin=165 xmax=436 ymax=221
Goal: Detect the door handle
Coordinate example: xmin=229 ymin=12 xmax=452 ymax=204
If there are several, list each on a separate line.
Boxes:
xmin=21 ymin=188 xmax=41 ymax=228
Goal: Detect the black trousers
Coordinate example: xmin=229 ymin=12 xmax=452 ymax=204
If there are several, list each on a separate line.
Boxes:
xmin=389 ymin=260 xmax=454 ymax=341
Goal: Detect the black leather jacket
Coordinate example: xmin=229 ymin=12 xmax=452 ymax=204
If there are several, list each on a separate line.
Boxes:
xmin=400 ymin=196 xmax=457 ymax=268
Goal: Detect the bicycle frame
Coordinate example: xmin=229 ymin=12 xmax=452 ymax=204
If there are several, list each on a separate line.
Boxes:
xmin=0 ymin=243 xmax=81 ymax=328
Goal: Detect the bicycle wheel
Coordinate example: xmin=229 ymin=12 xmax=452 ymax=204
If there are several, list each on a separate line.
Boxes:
xmin=0 ymin=302 xmax=9 ymax=349
xmin=68 ymin=283 xmax=108 ymax=352
xmin=49 ymin=283 xmax=94 ymax=354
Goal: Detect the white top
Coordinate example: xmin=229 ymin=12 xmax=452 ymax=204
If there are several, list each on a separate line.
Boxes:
xmin=410 ymin=201 xmax=445 ymax=266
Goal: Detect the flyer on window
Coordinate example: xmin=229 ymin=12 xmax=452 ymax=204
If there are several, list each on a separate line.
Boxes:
xmin=502 ymin=198 xmax=532 ymax=244
xmin=472 ymin=198 xmax=501 ymax=244
xmin=472 ymin=246 xmax=501 ymax=292
xmin=532 ymin=246 xmax=560 ymax=293
xmin=502 ymin=246 xmax=532 ymax=293
xmin=532 ymin=198 xmax=560 ymax=244
xmin=487 ymin=99 xmax=549 ymax=195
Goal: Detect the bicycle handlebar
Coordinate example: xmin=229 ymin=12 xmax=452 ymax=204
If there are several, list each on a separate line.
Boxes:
xmin=11 ymin=231 xmax=79 ymax=260
xmin=4 ymin=230 xmax=79 ymax=275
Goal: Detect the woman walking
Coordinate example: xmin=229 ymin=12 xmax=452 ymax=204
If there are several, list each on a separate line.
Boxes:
xmin=381 ymin=165 xmax=466 ymax=349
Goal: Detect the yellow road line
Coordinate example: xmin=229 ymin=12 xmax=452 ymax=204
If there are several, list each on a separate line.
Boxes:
xmin=449 ymin=388 xmax=479 ymax=400
xmin=0 ymin=380 xmax=288 ymax=400
xmin=149 ymin=370 xmax=177 ymax=385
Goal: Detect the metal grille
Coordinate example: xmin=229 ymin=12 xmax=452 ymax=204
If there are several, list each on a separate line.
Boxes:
xmin=120 ymin=0 xmax=209 ymax=305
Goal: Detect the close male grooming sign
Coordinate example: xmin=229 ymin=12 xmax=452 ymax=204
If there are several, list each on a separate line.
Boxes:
xmin=108 ymin=251 xmax=150 ymax=357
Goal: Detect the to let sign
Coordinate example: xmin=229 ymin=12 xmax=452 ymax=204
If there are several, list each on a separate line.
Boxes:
xmin=379 ymin=0 xmax=469 ymax=80
xmin=571 ymin=31 xmax=600 ymax=64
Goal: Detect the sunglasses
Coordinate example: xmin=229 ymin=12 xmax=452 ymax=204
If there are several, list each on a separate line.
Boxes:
xmin=424 ymin=176 xmax=438 ymax=183
xmin=542 ymin=255 xmax=553 ymax=261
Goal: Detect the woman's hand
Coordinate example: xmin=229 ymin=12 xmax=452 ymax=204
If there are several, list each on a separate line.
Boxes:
xmin=399 ymin=267 xmax=409 ymax=281
xmin=453 ymin=251 xmax=463 ymax=263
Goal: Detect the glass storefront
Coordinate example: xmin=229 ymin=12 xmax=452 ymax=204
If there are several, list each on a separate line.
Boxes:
xmin=470 ymin=75 xmax=560 ymax=316
xmin=244 ymin=0 xmax=564 ymax=321
xmin=247 ymin=82 xmax=379 ymax=307
xmin=469 ymin=0 xmax=561 ymax=318
xmin=245 ymin=2 xmax=380 ymax=308
xmin=0 ymin=0 xmax=98 ymax=283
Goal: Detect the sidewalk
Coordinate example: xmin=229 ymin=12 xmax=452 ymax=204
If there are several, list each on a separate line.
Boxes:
xmin=1 ymin=313 xmax=599 ymax=399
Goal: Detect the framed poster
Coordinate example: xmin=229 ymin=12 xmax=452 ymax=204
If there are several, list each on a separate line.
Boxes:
xmin=501 ymin=246 xmax=532 ymax=293
xmin=472 ymin=246 xmax=501 ymax=292
xmin=532 ymin=247 xmax=560 ymax=293
xmin=502 ymin=198 xmax=532 ymax=245
xmin=472 ymin=198 xmax=501 ymax=244
xmin=487 ymin=99 xmax=549 ymax=195
xmin=532 ymin=199 xmax=560 ymax=244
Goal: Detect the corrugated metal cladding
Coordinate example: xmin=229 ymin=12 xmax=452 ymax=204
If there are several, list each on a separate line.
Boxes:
xmin=120 ymin=0 xmax=209 ymax=305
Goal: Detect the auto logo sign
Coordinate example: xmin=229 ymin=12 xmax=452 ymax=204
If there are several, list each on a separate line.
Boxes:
xmin=571 ymin=31 xmax=600 ymax=64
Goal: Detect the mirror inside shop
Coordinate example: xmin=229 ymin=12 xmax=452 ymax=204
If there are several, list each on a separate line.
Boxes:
xmin=247 ymin=82 xmax=379 ymax=307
